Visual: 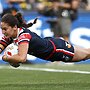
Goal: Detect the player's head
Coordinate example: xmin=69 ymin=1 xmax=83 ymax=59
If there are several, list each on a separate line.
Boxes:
xmin=1 ymin=12 xmax=38 ymax=28
xmin=1 ymin=12 xmax=25 ymax=28
xmin=1 ymin=12 xmax=38 ymax=38
xmin=1 ymin=13 xmax=19 ymax=38
xmin=1 ymin=13 xmax=19 ymax=28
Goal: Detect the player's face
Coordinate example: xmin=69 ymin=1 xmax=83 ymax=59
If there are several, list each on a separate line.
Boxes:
xmin=1 ymin=22 xmax=17 ymax=38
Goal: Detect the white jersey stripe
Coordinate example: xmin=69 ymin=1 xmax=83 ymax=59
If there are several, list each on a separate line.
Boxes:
xmin=56 ymin=49 xmax=74 ymax=56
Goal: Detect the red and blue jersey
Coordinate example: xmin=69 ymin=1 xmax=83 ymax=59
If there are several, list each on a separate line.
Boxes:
xmin=0 ymin=28 xmax=74 ymax=62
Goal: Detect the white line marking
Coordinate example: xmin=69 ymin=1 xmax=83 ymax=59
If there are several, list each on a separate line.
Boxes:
xmin=0 ymin=66 xmax=90 ymax=74
xmin=13 ymin=66 xmax=90 ymax=74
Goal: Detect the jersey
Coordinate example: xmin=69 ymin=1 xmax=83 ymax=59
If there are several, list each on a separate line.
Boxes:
xmin=0 ymin=28 xmax=74 ymax=62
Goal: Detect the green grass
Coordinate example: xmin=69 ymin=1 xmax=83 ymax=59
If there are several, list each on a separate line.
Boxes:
xmin=0 ymin=63 xmax=90 ymax=90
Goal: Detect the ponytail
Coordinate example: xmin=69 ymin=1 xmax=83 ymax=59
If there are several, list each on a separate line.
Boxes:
xmin=15 ymin=12 xmax=38 ymax=28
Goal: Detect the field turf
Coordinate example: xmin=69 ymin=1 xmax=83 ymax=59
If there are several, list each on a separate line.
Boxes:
xmin=0 ymin=63 xmax=90 ymax=90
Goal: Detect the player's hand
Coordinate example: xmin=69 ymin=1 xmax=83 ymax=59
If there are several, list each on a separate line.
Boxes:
xmin=2 ymin=55 xmax=8 ymax=62
xmin=2 ymin=55 xmax=20 ymax=68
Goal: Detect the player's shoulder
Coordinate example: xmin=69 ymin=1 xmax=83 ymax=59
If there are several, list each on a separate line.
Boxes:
xmin=18 ymin=28 xmax=32 ymax=41
xmin=18 ymin=28 xmax=31 ymax=35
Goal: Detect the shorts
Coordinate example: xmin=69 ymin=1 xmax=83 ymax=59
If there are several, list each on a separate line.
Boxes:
xmin=47 ymin=37 xmax=74 ymax=62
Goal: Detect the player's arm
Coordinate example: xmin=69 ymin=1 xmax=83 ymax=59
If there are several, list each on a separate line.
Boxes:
xmin=0 ymin=44 xmax=5 ymax=54
xmin=2 ymin=31 xmax=31 ymax=63
xmin=0 ymin=36 xmax=13 ymax=54
xmin=2 ymin=42 xmax=29 ymax=63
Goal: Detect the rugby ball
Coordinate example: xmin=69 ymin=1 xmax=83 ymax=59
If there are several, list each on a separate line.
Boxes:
xmin=4 ymin=43 xmax=18 ymax=56
xmin=4 ymin=43 xmax=20 ymax=68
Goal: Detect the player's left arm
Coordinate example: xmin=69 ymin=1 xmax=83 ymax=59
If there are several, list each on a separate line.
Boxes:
xmin=2 ymin=42 xmax=29 ymax=63
xmin=0 ymin=44 xmax=5 ymax=53
xmin=2 ymin=31 xmax=31 ymax=63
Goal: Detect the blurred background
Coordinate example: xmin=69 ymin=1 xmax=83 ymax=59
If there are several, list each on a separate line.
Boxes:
xmin=0 ymin=0 xmax=90 ymax=64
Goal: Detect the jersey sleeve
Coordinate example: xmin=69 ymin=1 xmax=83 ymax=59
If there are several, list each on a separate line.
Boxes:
xmin=18 ymin=33 xmax=31 ymax=44
xmin=0 ymin=36 xmax=13 ymax=47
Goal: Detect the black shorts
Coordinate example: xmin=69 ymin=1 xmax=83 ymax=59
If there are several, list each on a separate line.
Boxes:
xmin=47 ymin=37 xmax=74 ymax=62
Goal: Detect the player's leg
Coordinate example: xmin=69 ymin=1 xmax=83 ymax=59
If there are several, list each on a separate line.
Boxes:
xmin=72 ymin=45 xmax=90 ymax=61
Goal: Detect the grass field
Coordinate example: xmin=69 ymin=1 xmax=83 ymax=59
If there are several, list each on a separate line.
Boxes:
xmin=0 ymin=63 xmax=90 ymax=90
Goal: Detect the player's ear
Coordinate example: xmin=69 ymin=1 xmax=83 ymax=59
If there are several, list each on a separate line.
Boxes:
xmin=13 ymin=25 xmax=18 ymax=30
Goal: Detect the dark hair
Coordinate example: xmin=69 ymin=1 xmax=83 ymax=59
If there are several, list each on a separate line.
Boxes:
xmin=15 ymin=12 xmax=38 ymax=28
xmin=1 ymin=12 xmax=38 ymax=28
xmin=1 ymin=13 xmax=19 ymax=28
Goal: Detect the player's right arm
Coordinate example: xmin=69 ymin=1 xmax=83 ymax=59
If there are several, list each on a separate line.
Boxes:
xmin=0 ymin=36 xmax=13 ymax=54
xmin=0 ymin=44 xmax=5 ymax=53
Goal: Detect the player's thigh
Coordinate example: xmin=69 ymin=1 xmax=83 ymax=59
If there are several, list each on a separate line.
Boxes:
xmin=72 ymin=45 xmax=89 ymax=61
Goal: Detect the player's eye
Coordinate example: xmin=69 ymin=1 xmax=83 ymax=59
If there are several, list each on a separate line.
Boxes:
xmin=1 ymin=27 xmax=7 ymax=31
xmin=2 ymin=27 xmax=9 ymax=31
